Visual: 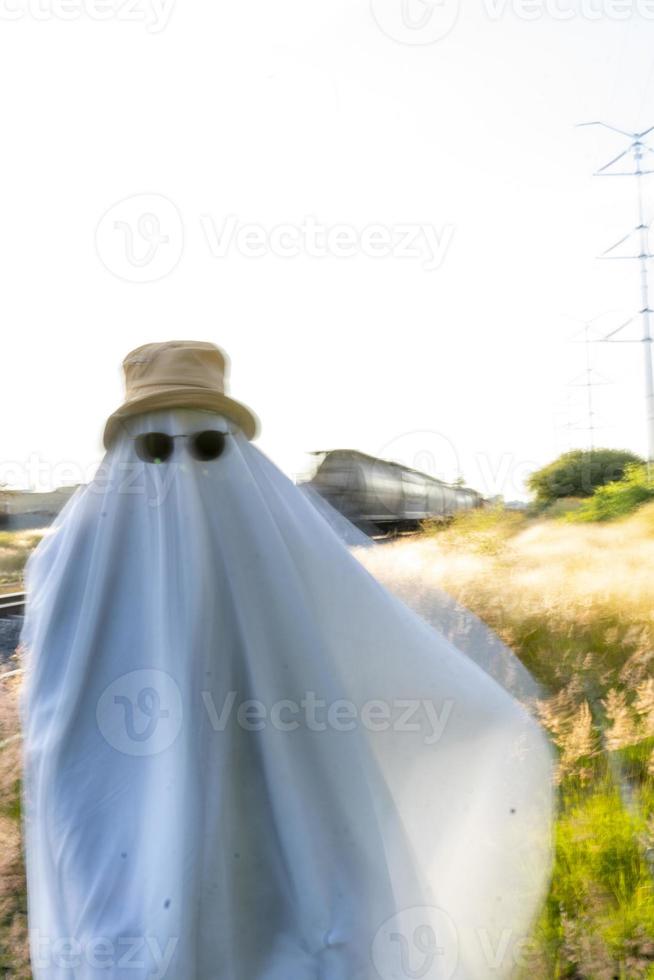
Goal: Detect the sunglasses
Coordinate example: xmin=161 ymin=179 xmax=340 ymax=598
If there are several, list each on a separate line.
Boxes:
xmin=134 ymin=430 xmax=227 ymax=464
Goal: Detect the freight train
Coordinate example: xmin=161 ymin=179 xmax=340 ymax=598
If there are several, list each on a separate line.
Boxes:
xmin=302 ymin=449 xmax=483 ymax=532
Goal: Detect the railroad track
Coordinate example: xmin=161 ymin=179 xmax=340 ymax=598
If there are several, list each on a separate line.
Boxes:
xmin=0 ymin=592 xmax=26 ymax=618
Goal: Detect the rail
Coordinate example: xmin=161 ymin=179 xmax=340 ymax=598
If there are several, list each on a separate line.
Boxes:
xmin=0 ymin=593 xmax=26 ymax=618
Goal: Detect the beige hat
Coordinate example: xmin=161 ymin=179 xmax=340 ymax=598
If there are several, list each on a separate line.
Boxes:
xmin=103 ymin=341 xmax=259 ymax=448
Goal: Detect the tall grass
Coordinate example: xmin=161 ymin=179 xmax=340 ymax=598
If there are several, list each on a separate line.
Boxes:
xmin=0 ymin=669 xmax=29 ymax=978
xmin=385 ymin=504 xmax=654 ymax=976
xmin=0 ymin=531 xmax=45 ymax=591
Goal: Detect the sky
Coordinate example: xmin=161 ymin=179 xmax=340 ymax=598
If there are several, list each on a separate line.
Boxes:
xmin=2 ymin=0 xmax=654 ymax=500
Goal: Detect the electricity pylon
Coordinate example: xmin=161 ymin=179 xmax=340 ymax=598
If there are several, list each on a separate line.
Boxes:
xmin=566 ymin=317 xmax=613 ymax=451
xmin=578 ymin=121 xmax=654 ymax=463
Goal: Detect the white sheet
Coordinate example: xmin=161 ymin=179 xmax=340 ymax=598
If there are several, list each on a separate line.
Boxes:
xmin=21 ymin=409 xmax=553 ymax=979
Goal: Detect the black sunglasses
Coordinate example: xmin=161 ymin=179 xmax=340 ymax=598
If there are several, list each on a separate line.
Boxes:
xmin=134 ymin=430 xmax=227 ymax=464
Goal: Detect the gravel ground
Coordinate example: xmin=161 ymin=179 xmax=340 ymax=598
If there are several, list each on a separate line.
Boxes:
xmin=0 ymin=617 xmax=23 ymax=662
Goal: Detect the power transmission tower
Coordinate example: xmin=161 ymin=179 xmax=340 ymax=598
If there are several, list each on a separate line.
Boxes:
xmin=568 ymin=320 xmax=613 ymax=451
xmin=553 ymin=390 xmax=584 ymax=453
xmin=557 ymin=314 xmax=614 ymax=453
xmin=578 ymin=121 xmax=654 ymax=463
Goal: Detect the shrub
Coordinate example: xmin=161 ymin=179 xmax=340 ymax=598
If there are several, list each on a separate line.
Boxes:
xmin=528 ymin=449 xmax=643 ymax=504
xmin=568 ymin=464 xmax=654 ymax=523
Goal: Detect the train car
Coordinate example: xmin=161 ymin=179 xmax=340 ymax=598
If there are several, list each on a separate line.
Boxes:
xmin=302 ymin=449 xmax=483 ymax=532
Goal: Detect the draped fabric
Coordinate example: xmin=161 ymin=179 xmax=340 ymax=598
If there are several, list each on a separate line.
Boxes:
xmin=21 ymin=409 xmax=553 ymax=980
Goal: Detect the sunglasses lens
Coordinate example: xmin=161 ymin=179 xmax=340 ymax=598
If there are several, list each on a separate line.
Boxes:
xmin=190 ymin=430 xmax=226 ymax=461
xmin=135 ymin=432 xmax=174 ymax=464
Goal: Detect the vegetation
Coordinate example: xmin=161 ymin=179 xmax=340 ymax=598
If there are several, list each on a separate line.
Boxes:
xmin=0 ymin=669 xmax=29 ymax=978
xmin=567 ymin=463 xmax=654 ymax=524
xmin=0 ymin=530 xmax=44 ymax=591
xmin=368 ymin=504 xmax=654 ymax=977
xmin=527 ymin=449 xmax=643 ymax=505
xmin=1 ymin=530 xmax=41 ymax=978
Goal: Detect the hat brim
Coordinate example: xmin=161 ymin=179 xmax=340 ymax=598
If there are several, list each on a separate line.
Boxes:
xmin=103 ymin=386 xmax=259 ymax=448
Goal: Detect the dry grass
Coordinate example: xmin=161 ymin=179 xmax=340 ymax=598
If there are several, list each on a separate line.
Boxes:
xmin=363 ymin=503 xmax=654 ymax=977
xmin=0 ymin=529 xmax=40 ymax=976
xmin=0 ymin=665 xmax=29 ymax=978
xmin=0 ymin=531 xmax=45 ymax=591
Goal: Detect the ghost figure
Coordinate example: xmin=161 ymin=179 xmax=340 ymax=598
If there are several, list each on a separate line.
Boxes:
xmin=21 ymin=342 xmax=553 ymax=980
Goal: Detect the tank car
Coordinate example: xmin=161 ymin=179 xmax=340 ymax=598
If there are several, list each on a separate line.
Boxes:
xmin=302 ymin=449 xmax=483 ymax=532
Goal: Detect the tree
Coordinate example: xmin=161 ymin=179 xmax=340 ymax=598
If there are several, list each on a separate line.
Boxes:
xmin=527 ymin=448 xmax=643 ymax=504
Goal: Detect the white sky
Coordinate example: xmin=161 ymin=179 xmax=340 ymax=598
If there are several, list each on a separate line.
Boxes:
xmin=2 ymin=0 xmax=654 ymax=499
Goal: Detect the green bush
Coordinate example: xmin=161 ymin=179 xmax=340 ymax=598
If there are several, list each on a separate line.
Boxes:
xmin=528 ymin=450 xmax=643 ymax=504
xmin=568 ymin=464 xmax=654 ymax=523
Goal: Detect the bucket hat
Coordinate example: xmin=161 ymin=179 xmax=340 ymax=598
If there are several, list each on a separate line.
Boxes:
xmin=103 ymin=340 xmax=258 ymax=448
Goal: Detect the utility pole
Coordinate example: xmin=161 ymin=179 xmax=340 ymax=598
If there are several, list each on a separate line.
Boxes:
xmin=578 ymin=121 xmax=654 ymax=465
